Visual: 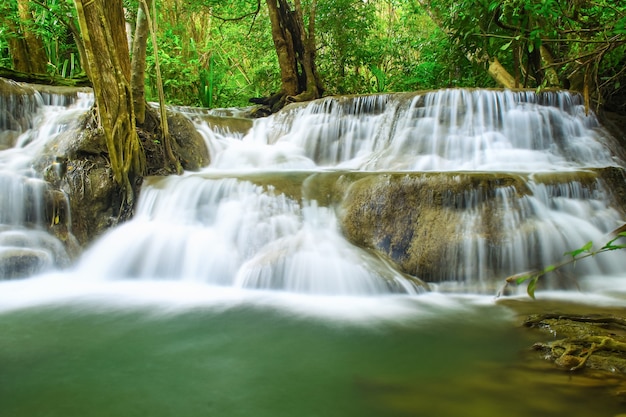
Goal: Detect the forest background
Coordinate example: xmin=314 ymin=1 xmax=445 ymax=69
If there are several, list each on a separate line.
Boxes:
xmin=1 ymin=0 xmax=625 ymax=114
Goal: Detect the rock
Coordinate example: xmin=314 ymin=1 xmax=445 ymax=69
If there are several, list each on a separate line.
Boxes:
xmin=167 ymin=112 xmax=210 ymax=170
xmin=338 ymin=172 xmax=531 ymax=282
xmin=521 ymin=313 xmax=626 ymax=401
xmin=0 ymin=227 xmax=76 ymax=279
xmin=0 ymin=247 xmax=51 ymax=279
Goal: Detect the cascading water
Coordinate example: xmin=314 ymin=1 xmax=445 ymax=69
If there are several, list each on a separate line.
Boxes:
xmin=170 ymin=89 xmax=626 ymax=293
xmin=0 ymin=80 xmax=93 ymax=278
xmin=2 ymin=84 xmax=625 ymax=294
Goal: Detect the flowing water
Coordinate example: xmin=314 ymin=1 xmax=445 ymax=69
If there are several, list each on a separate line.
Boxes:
xmin=1 ymin=84 xmax=626 ymax=416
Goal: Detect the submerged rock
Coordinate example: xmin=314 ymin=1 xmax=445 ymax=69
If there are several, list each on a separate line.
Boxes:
xmin=520 ymin=312 xmax=626 ymax=403
xmin=525 ymin=314 xmax=626 ymax=373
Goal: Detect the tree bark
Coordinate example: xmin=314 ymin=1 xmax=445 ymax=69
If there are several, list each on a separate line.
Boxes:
xmin=266 ymin=0 xmax=299 ymax=97
xmin=486 ymin=56 xmax=515 ymax=89
xmin=73 ymin=0 xmax=144 ymax=204
xmin=15 ymin=0 xmax=48 ymax=74
xmin=131 ymin=0 xmax=151 ymax=125
xmin=263 ymin=0 xmax=323 ymax=111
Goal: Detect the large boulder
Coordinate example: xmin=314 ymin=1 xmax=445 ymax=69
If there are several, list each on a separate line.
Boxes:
xmin=34 ymin=107 xmax=211 ymax=247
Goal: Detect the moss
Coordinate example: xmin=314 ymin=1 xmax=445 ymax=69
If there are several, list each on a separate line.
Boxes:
xmin=523 ymin=313 xmax=626 ymax=397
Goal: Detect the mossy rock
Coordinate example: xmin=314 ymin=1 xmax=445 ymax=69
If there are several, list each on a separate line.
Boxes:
xmin=338 ymin=172 xmax=531 ymax=281
xmin=167 ymin=112 xmax=210 ymax=170
xmin=525 ymin=313 xmax=626 ymax=372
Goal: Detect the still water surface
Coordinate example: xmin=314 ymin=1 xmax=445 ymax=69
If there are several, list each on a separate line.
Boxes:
xmin=1 ymin=279 xmax=625 ymax=417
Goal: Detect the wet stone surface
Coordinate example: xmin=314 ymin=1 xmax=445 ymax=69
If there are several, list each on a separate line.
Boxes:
xmin=519 ymin=310 xmax=626 ymax=403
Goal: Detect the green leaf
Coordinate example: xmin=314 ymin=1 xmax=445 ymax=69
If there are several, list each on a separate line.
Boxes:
xmin=602 ymin=235 xmax=626 ymax=250
xmin=500 ymin=40 xmax=513 ymax=51
xmin=527 ymin=276 xmax=538 ymax=299
xmin=565 ymin=241 xmax=593 ymax=258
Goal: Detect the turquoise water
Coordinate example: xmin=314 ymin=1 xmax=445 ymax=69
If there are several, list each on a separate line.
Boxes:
xmin=1 ymin=280 xmax=625 ymax=417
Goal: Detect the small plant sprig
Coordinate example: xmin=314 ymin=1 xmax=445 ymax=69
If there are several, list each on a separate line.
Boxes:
xmin=498 ymin=224 xmax=626 ymax=299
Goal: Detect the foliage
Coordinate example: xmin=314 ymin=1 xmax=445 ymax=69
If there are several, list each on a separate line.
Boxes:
xmin=424 ymin=0 xmax=626 ymax=111
xmin=139 ymin=0 xmax=278 ymax=107
xmin=0 ymin=0 xmax=624 ymax=110
xmin=500 ymin=229 xmax=626 ymax=299
xmin=0 ymin=0 xmax=83 ymax=77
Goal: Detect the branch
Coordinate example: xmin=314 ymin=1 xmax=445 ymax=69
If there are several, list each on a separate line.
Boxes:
xmin=497 ymin=224 xmax=626 ymax=299
xmin=475 ymin=33 xmax=624 ymax=44
xmin=205 ymin=0 xmax=261 ymax=23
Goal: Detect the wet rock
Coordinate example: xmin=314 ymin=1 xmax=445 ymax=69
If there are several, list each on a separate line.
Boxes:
xmin=0 ymin=226 xmax=76 ymax=279
xmin=0 ymin=247 xmax=52 ymax=279
xmin=523 ymin=313 xmax=626 ymax=400
xmin=338 ymin=172 xmax=531 ymax=282
xmin=167 ymin=112 xmax=210 ymax=170
xmin=594 ymin=167 xmax=626 ymax=214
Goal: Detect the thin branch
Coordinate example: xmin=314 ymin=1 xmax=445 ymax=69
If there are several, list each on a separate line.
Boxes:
xmin=206 ymin=0 xmax=261 ymax=23
xmin=474 ymin=33 xmax=623 ymax=44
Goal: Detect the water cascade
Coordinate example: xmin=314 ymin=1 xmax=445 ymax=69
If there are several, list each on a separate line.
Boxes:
xmin=1 ymin=85 xmax=625 ymax=293
xmin=108 ymin=89 xmax=624 ymax=294
xmin=0 ymin=79 xmax=93 ymax=278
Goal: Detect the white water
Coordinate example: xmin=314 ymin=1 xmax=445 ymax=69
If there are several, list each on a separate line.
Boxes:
xmin=0 ymin=83 xmax=93 ymax=279
xmin=1 ymin=86 xmax=625 ymax=304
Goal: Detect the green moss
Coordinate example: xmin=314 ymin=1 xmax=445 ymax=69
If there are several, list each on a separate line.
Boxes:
xmin=525 ymin=314 xmax=626 ymax=376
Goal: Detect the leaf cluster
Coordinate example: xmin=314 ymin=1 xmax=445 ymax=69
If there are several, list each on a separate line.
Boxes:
xmin=500 ymin=227 xmax=626 ymax=299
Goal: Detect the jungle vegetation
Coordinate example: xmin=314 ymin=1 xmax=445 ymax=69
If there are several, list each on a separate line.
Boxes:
xmin=0 ymin=0 xmax=625 ymax=202
xmin=1 ymin=0 xmax=624 ymax=111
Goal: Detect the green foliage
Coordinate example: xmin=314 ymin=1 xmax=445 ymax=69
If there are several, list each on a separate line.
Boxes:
xmin=2 ymin=0 xmax=623 ymax=109
xmin=316 ymin=1 xmax=489 ymax=96
xmin=138 ymin=0 xmax=278 ymax=108
xmin=501 ymin=230 xmax=626 ymax=299
xmin=0 ymin=0 xmax=83 ymax=77
xmin=428 ymin=0 xmax=626 ymax=110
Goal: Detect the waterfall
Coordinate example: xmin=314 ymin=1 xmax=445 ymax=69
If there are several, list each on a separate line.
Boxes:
xmin=1 ymin=83 xmax=625 ymax=296
xmin=0 ymin=81 xmax=93 ymax=278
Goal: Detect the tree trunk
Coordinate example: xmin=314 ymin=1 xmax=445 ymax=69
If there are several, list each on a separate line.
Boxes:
xmin=73 ymin=0 xmax=144 ymax=204
xmin=540 ymin=45 xmax=561 ymax=88
xmin=15 ymin=0 xmax=48 ymax=74
xmin=7 ymin=36 xmax=31 ymax=73
xmin=486 ymin=56 xmax=515 ymax=89
xmin=266 ymin=0 xmax=299 ymax=97
xmin=131 ymin=0 xmax=151 ymax=125
xmin=263 ymin=0 xmax=323 ymax=111
xmin=140 ymin=0 xmax=182 ymax=174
